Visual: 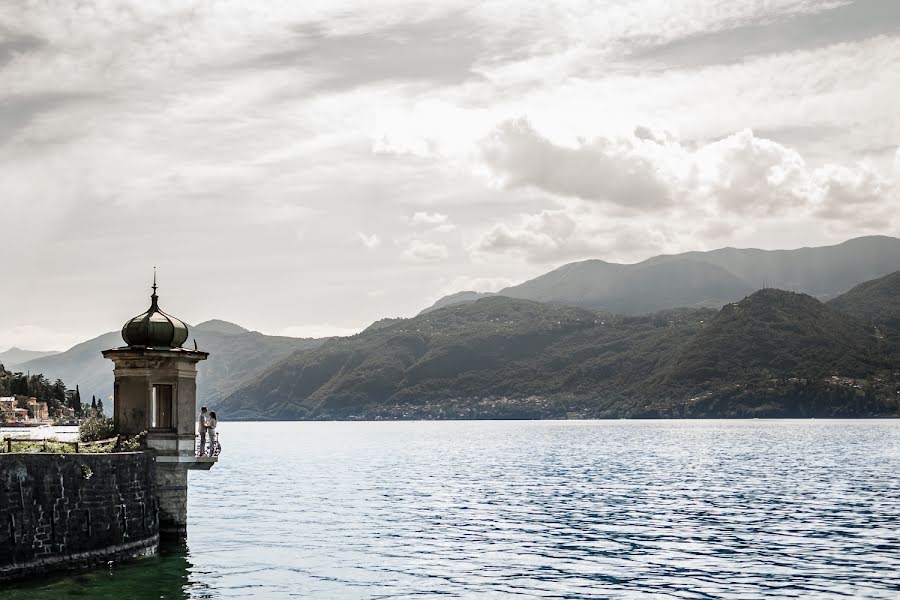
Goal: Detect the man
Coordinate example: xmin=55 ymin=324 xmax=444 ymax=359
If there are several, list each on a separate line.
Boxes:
xmin=198 ymin=406 xmax=209 ymax=456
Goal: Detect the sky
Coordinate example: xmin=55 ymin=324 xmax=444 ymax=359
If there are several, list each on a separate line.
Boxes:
xmin=2 ymin=0 xmax=899 ymax=351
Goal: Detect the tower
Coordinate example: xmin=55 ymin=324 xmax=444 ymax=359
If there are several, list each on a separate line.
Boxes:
xmin=102 ymin=273 xmax=216 ymax=539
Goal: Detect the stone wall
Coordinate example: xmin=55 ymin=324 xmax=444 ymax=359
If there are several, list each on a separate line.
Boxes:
xmin=0 ymin=452 xmax=159 ymax=582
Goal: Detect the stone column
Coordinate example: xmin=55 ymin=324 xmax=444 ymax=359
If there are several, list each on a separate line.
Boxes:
xmin=155 ymin=464 xmax=189 ymax=539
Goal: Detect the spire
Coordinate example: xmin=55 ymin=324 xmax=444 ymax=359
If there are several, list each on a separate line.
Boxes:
xmin=151 ymin=267 xmax=159 ymax=309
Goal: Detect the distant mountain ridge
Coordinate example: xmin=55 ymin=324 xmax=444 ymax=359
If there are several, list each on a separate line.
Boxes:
xmin=16 ymin=321 xmax=322 ymax=405
xmin=219 ymin=270 xmax=900 ymax=420
xmin=422 ymin=236 xmax=900 ymax=315
xmin=0 ymin=347 xmax=60 ymax=369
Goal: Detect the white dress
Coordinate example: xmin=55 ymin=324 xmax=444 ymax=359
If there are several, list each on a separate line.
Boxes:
xmin=207 ymin=417 xmax=217 ymax=454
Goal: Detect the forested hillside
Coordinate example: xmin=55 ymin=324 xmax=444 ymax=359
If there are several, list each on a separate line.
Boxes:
xmin=220 ymin=278 xmax=900 ymax=420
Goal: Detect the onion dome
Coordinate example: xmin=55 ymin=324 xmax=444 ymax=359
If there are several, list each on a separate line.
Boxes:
xmin=122 ymin=273 xmax=189 ymax=348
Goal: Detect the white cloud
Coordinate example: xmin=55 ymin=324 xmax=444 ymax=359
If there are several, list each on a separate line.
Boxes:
xmin=481 ymin=121 xmax=898 ymax=223
xmin=2 ymin=0 xmax=899 ymax=348
xmin=693 ymin=129 xmax=812 ymax=216
xmin=411 ymin=211 xmax=449 ymax=225
xmin=403 ymin=239 xmax=449 ymax=261
xmin=482 ymin=118 xmax=675 ymax=210
xmin=473 ymin=123 xmax=899 ymax=263
xmin=473 ymin=205 xmax=675 ymax=263
xmin=357 ymin=232 xmax=381 ymax=249
xmin=812 ymin=163 xmax=895 ymax=229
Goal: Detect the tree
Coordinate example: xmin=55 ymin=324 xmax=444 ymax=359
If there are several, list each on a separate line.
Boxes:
xmin=97 ymin=398 xmax=104 ymax=416
xmin=53 ymin=379 xmax=66 ymax=402
xmin=91 ymin=396 xmax=97 ymax=412
xmin=73 ymin=385 xmax=82 ymax=415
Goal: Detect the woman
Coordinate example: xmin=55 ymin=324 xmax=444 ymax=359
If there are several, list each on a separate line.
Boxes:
xmin=207 ymin=411 xmax=218 ymax=456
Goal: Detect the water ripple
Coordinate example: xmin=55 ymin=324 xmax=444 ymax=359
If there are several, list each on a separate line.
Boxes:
xmin=186 ymin=420 xmax=900 ymax=599
xmin=9 ymin=420 xmax=900 ymax=599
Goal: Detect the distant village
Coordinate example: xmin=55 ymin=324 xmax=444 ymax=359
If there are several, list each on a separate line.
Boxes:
xmin=0 ymin=395 xmax=85 ymax=426
xmin=0 ymin=369 xmax=103 ymax=426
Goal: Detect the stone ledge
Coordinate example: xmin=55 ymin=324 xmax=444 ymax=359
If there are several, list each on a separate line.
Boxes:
xmin=0 ymin=534 xmax=159 ymax=583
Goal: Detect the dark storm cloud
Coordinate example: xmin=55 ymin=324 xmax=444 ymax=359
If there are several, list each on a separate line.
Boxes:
xmin=242 ymin=13 xmax=486 ymax=92
xmin=630 ymin=0 xmax=900 ymax=68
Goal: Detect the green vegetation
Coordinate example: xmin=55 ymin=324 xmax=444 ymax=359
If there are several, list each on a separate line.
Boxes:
xmin=828 ymin=270 xmax=900 ymax=333
xmin=220 ymin=275 xmax=900 ymax=420
xmin=78 ymin=414 xmax=116 ymax=442
xmin=0 ymin=366 xmax=78 ymax=419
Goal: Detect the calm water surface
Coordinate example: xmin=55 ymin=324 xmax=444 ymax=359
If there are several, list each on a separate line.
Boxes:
xmin=5 ymin=420 xmax=900 ymax=599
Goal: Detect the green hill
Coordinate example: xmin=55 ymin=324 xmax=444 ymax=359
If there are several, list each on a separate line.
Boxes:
xmin=828 ymin=270 xmax=900 ymax=332
xmin=220 ymin=287 xmax=899 ymax=420
xmin=660 ymin=289 xmax=878 ymax=385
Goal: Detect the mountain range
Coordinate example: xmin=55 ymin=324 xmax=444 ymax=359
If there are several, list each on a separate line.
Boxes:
xmin=217 ymin=268 xmax=900 ymax=420
xmin=4 ymin=236 xmax=900 ymax=419
xmin=0 ymin=347 xmax=59 ymax=367
xmin=6 ymin=321 xmax=321 ymax=404
xmin=422 ymin=236 xmax=900 ymax=314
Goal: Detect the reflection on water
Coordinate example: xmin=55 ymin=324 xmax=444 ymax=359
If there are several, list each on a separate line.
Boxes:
xmin=8 ymin=420 xmax=900 ymax=598
xmin=1 ymin=543 xmax=211 ymax=600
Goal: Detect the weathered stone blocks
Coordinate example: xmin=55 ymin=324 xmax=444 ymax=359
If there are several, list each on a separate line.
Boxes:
xmin=0 ymin=452 xmax=159 ymax=583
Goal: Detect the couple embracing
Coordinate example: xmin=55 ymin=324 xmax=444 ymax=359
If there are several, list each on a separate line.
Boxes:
xmin=198 ymin=405 xmax=218 ymax=456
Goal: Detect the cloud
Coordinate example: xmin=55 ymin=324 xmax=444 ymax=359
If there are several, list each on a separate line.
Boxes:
xmin=693 ymin=129 xmax=811 ymax=216
xmin=628 ymin=1 xmax=897 ymax=69
xmin=243 ymin=13 xmax=486 ymax=93
xmin=481 ymin=120 xmax=898 ymax=223
xmin=403 ymin=239 xmax=449 ymax=261
xmin=473 ymin=206 xmax=675 ymax=263
xmin=2 ymin=0 xmax=899 ymax=348
xmin=411 ymin=211 xmax=449 ymax=225
xmin=474 ymin=122 xmax=898 ymax=263
xmin=357 ymin=232 xmax=381 ymax=249
xmin=812 ymin=163 xmax=895 ymax=229
xmin=482 ymin=118 xmax=674 ymax=210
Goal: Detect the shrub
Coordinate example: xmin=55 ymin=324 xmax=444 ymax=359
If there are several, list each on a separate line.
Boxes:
xmin=119 ymin=430 xmax=148 ymax=452
xmin=79 ymin=414 xmax=116 ymax=442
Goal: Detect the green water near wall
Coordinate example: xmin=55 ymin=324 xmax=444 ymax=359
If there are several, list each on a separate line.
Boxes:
xmin=1 ymin=545 xmax=200 ymax=600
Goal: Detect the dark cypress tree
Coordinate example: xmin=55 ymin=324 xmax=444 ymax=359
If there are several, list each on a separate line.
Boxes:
xmin=91 ymin=395 xmax=97 ymax=412
xmin=97 ymin=398 xmax=104 ymax=416
xmin=73 ymin=385 xmax=82 ymax=415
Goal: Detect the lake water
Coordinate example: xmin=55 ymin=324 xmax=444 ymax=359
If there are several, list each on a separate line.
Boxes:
xmin=5 ymin=420 xmax=900 ymax=599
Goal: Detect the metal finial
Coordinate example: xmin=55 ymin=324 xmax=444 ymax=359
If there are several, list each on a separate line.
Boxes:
xmin=150 ymin=266 xmax=159 ymax=309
